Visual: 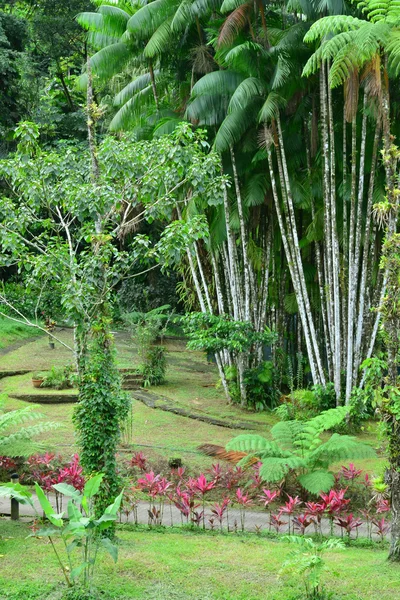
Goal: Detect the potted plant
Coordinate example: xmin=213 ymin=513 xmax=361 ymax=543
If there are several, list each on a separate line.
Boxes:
xmin=31 ymin=371 xmax=45 ymax=388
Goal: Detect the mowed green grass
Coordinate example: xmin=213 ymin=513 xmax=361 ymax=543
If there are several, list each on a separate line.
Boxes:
xmin=0 ymin=520 xmax=398 ymax=600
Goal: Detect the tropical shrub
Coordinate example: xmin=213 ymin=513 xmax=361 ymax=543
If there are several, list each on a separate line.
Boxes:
xmin=226 ymin=408 xmax=376 ymax=494
xmin=280 ymin=536 xmax=345 ymax=599
xmin=31 ymin=473 xmax=122 ymax=592
xmin=41 ymin=365 xmax=76 ymax=390
xmin=140 ymin=346 xmax=167 ymax=387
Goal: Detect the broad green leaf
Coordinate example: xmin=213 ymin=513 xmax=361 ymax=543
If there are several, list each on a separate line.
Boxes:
xmin=83 ymin=474 xmax=104 ymax=499
xmin=71 ymin=562 xmax=90 ymax=581
xmin=30 ymin=527 xmax=58 ymax=537
xmin=101 ymin=537 xmax=118 ymax=563
xmin=35 ymin=483 xmax=63 ymax=526
xmin=104 ymin=490 xmax=123 ymax=516
xmin=53 ymin=483 xmax=82 ymax=503
xmin=67 ymin=499 xmax=82 ymax=522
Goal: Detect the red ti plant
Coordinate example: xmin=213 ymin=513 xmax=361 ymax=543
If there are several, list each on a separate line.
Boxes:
xmin=372 ymin=517 xmax=390 ymax=542
xmin=339 ymin=463 xmax=363 ymax=482
xmin=360 ymin=508 xmax=374 ymax=540
xmin=305 ymin=502 xmax=325 ymax=535
xmin=250 ymin=462 xmax=264 ymax=492
xmin=206 ymin=463 xmax=223 ymax=484
xmin=269 ymin=513 xmax=287 ymax=533
xmin=189 ymin=474 xmax=216 ymax=529
xmin=376 ymin=499 xmax=390 ymax=513
xmin=279 ymin=495 xmax=302 ymax=534
xmin=236 ymin=488 xmax=252 ymax=531
xmin=334 ymin=514 xmax=363 ymax=539
xmin=320 ymin=489 xmax=350 ymax=535
xmin=258 ymin=488 xmax=280 ymax=509
xmin=211 ymin=497 xmax=230 ymax=531
xmin=130 ymin=451 xmax=147 ymax=472
xmin=293 ymin=513 xmax=312 ymax=535
xmin=171 ymin=487 xmax=200 ymax=525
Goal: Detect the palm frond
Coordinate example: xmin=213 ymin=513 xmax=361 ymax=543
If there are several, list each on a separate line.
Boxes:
xmin=89 ymin=42 xmax=131 ymax=80
xmin=217 ymin=2 xmax=252 ymax=47
xmin=109 ymin=86 xmax=155 ymax=130
xmin=258 ymin=92 xmax=286 ymax=123
xmin=228 ymin=77 xmax=265 ymax=111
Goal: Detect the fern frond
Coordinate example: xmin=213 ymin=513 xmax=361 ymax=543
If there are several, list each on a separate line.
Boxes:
xmin=298 ymin=470 xmax=335 ymax=494
xmin=270 ymin=420 xmax=303 ymax=450
xmin=303 ymin=15 xmax=365 ymax=44
xmin=309 ymin=434 xmax=376 ymax=468
xmin=259 ymin=455 xmax=307 ymax=482
xmin=226 ymin=434 xmax=273 ymax=453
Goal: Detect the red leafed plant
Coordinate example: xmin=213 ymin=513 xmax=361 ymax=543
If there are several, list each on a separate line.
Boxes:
xmin=334 ymin=513 xmax=363 ymax=539
xmin=339 ymin=463 xmax=363 ymax=481
xmin=236 ymin=488 xmax=252 ymax=531
xmin=130 ymin=451 xmax=148 ymax=472
xmin=372 ymin=517 xmax=390 ymax=542
xmin=211 ymin=497 xmax=230 ymax=531
xmin=189 ymin=474 xmax=216 ymax=529
xmin=293 ymin=513 xmax=312 ymax=535
xmin=279 ymin=495 xmax=302 ymax=534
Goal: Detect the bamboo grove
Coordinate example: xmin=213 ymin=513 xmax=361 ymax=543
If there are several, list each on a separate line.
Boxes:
xmin=77 ymin=0 xmax=400 ymax=406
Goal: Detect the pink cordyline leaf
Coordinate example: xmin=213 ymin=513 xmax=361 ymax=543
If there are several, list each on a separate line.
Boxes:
xmin=190 ymin=474 xmax=216 ymax=495
xmin=376 ymin=499 xmax=390 ymax=513
xmin=236 ymin=488 xmax=252 ymax=506
xmin=258 ymin=488 xmax=280 ymax=507
xmin=334 ymin=513 xmax=363 ymax=534
xmin=340 ymin=463 xmax=363 ymax=481
xmin=279 ymin=495 xmax=302 ymax=515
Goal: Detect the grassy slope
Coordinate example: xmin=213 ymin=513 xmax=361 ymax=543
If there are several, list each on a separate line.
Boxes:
xmin=0 ymin=317 xmax=42 ymax=349
xmin=0 ymin=520 xmax=398 ymax=600
xmin=0 ymin=331 xmax=386 ymax=474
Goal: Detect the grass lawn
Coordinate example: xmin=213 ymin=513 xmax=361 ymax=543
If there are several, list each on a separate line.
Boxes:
xmin=0 ymin=317 xmax=42 ymax=350
xmin=0 ymin=520 xmax=398 ymax=600
xmin=0 ymin=329 xmax=387 ymax=474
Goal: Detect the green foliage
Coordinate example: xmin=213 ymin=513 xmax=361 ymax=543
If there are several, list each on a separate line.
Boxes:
xmin=0 ymin=394 xmax=60 ymax=457
xmin=40 ymin=365 xmax=76 ymax=390
xmin=243 ymin=361 xmax=280 ymax=411
xmin=73 ymin=318 xmax=130 ymax=513
xmin=140 ymin=346 xmax=167 ymax=387
xmin=280 ymin=536 xmax=345 ymax=599
xmin=275 ymin=385 xmax=336 ymax=421
xmin=30 ymin=473 xmax=122 ymax=591
xmin=181 ymin=312 xmax=275 ymax=355
xmin=227 ymin=407 xmax=376 ymax=493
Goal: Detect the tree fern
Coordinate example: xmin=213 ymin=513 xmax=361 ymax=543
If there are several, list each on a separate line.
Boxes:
xmin=226 ymin=407 xmax=376 ymax=494
xmin=0 ymin=397 xmax=60 ymax=457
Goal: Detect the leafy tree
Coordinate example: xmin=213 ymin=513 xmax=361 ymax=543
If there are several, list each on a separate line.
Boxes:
xmin=226 ymin=407 xmax=376 ymax=493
